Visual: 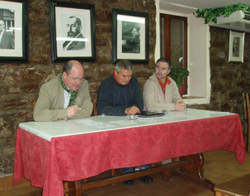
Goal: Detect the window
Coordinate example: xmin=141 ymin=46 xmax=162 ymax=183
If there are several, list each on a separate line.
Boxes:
xmin=155 ymin=2 xmax=211 ymax=105
xmin=160 ymin=14 xmax=188 ymax=94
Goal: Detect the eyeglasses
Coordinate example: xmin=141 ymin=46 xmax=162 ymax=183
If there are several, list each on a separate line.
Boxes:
xmin=70 ymin=77 xmax=83 ymax=82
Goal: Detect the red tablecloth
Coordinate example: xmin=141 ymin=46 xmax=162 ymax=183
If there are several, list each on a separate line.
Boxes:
xmin=13 ymin=114 xmax=245 ymax=196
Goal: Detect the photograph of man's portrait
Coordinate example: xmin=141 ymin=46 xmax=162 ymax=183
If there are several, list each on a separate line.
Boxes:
xmin=53 ymin=5 xmax=94 ymax=60
xmin=122 ymin=21 xmax=140 ymax=54
xmin=113 ymin=10 xmax=148 ymax=63
xmin=228 ymin=31 xmax=244 ymax=63
xmin=0 ymin=8 xmax=15 ymax=49
xmin=62 ymin=14 xmax=85 ymax=51
xmin=232 ymin=37 xmax=240 ymax=57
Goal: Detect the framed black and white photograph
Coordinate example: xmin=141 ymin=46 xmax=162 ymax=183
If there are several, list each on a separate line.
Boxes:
xmin=228 ymin=30 xmax=245 ymax=63
xmin=50 ymin=1 xmax=96 ymax=62
xmin=0 ymin=0 xmax=28 ymax=61
xmin=112 ymin=9 xmax=149 ymax=64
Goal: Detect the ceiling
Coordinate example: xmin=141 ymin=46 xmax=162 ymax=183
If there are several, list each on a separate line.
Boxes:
xmin=159 ymin=0 xmax=250 ymax=14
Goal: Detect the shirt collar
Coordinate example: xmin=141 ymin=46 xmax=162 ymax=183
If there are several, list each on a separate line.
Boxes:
xmin=113 ymin=71 xmax=130 ymax=85
xmin=156 ymin=76 xmax=171 ymax=86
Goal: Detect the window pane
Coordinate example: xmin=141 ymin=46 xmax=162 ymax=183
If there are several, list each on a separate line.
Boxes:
xmin=160 ymin=17 xmax=165 ymax=58
xmin=170 ymin=19 xmax=184 ymax=67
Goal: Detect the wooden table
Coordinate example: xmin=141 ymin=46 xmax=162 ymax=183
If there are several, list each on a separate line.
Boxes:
xmin=13 ymin=109 xmax=246 ymax=196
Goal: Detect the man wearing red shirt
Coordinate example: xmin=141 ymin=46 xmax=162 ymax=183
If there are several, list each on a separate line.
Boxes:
xmin=143 ymin=58 xmax=186 ymax=112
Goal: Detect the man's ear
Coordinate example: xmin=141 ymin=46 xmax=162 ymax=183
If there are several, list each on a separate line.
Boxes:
xmin=167 ymin=69 xmax=171 ymax=75
xmin=62 ymin=71 xmax=67 ymax=79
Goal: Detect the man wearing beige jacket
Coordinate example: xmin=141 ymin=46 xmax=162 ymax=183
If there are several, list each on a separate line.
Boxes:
xmin=34 ymin=60 xmax=93 ymax=121
xmin=143 ymin=58 xmax=186 ymax=112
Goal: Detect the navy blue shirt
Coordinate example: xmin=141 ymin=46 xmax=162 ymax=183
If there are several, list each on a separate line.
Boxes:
xmin=97 ymin=75 xmax=143 ymax=116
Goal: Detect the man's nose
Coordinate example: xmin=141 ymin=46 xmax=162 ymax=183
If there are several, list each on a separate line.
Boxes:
xmin=157 ymin=68 xmax=162 ymax=73
xmin=76 ymin=79 xmax=82 ymax=85
xmin=67 ymin=26 xmax=72 ymax=32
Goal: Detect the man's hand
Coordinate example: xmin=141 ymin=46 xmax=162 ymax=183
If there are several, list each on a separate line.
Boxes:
xmin=66 ymin=105 xmax=80 ymax=118
xmin=175 ymin=100 xmax=186 ymax=111
xmin=125 ymin=106 xmax=141 ymax=115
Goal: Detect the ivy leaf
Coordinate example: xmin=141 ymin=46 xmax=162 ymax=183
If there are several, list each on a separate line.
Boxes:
xmin=193 ymin=3 xmax=249 ymax=24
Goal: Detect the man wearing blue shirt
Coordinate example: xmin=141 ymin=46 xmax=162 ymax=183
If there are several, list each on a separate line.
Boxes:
xmin=97 ymin=60 xmax=153 ymax=186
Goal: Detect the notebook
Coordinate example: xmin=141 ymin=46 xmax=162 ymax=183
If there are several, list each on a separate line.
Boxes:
xmin=138 ymin=111 xmax=165 ymax=118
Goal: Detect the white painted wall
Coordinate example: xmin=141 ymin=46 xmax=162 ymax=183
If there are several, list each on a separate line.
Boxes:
xmin=188 ymin=14 xmax=211 ymax=98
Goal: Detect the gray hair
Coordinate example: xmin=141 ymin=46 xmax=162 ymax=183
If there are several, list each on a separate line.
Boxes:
xmin=115 ymin=60 xmax=133 ymax=73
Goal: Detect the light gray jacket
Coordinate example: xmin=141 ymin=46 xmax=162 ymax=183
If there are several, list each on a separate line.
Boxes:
xmin=143 ymin=73 xmax=182 ymax=112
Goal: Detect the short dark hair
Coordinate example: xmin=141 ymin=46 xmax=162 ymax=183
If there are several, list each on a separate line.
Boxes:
xmin=156 ymin=58 xmax=171 ymax=70
xmin=63 ymin=60 xmax=74 ymax=75
xmin=115 ymin=60 xmax=133 ymax=73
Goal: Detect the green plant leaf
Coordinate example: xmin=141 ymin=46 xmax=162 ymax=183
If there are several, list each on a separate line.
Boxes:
xmin=169 ymin=66 xmax=189 ymax=87
xmin=193 ymin=3 xmax=250 ymax=24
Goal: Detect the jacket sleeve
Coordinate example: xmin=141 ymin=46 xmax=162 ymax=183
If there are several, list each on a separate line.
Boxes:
xmin=171 ymin=82 xmax=183 ymax=104
xmin=33 ymin=84 xmax=67 ymax=122
xmin=71 ymin=80 xmax=93 ymax=119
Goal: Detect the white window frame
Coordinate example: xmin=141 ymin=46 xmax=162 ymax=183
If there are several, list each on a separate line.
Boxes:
xmin=155 ymin=1 xmax=211 ymax=105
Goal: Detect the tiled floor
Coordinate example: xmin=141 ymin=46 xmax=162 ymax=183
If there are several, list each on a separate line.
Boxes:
xmin=1 ymin=150 xmax=250 ymax=196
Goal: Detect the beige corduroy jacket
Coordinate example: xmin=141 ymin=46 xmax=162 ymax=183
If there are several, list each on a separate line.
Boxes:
xmin=143 ymin=73 xmax=182 ymax=112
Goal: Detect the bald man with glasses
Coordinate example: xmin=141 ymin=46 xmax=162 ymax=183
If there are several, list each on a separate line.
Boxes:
xmin=34 ymin=60 xmax=93 ymax=121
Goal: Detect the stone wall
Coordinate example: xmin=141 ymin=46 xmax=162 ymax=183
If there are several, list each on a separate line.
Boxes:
xmin=0 ymin=0 xmax=156 ymax=174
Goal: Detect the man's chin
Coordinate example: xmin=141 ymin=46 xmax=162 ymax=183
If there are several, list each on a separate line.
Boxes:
xmin=71 ymin=87 xmax=79 ymax=92
xmin=156 ymin=74 xmax=163 ymax=79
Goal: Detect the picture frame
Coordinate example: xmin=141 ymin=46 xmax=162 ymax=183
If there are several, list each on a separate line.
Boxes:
xmin=112 ymin=9 xmax=149 ymax=64
xmin=228 ymin=31 xmax=245 ymax=63
xmin=49 ymin=1 xmax=96 ymax=62
xmin=0 ymin=0 xmax=28 ymax=61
